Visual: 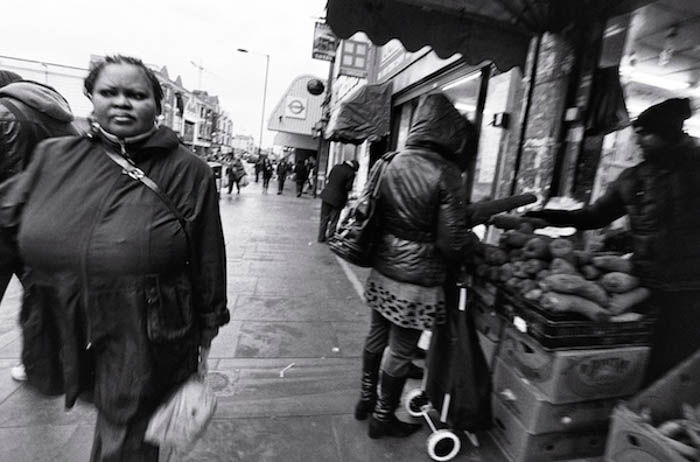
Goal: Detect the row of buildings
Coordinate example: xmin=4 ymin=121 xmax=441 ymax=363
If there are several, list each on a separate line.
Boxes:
xmin=0 ymin=54 xmax=241 ymax=158
xmin=266 ymin=0 xmax=699 ymax=210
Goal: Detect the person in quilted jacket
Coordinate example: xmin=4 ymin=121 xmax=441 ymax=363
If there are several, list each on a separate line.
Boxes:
xmin=354 ymin=93 xmax=477 ymax=439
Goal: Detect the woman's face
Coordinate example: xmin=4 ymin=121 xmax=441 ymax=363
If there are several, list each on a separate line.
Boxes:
xmin=90 ymin=63 xmax=157 ymax=138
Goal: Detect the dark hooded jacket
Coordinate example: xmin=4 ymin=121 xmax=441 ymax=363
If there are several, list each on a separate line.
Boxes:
xmin=531 ymin=135 xmax=700 ymax=291
xmin=372 ymin=94 xmax=474 ymax=287
xmin=0 ymin=126 xmax=229 ymax=423
xmin=0 ymin=81 xmax=77 ymax=183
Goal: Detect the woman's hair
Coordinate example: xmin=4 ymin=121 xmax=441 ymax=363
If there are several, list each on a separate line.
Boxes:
xmin=83 ymin=55 xmax=163 ymax=113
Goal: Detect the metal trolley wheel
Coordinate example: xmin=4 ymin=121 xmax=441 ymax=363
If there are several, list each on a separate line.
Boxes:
xmin=426 ymin=429 xmax=461 ymax=462
xmin=404 ymin=388 xmax=429 ymax=418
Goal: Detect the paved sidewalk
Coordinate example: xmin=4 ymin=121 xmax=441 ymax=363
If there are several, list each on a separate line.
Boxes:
xmin=0 ymin=177 xmax=503 ymax=462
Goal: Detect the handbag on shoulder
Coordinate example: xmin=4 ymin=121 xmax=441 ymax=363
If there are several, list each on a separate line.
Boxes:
xmin=328 ymin=152 xmax=397 ymax=267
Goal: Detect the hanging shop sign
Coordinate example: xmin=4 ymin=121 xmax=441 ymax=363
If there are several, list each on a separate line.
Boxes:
xmin=312 ymin=22 xmax=339 ymax=62
xmin=338 ymin=39 xmax=369 ymax=78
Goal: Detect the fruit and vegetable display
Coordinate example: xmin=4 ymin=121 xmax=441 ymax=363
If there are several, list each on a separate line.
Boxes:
xmin=475 ymin=215 xmax=651 ymax=322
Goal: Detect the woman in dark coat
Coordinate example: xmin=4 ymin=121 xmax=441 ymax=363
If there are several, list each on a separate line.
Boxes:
xmin=0 ymin=55 xmax=229 ymax=461
xmin=355 ymin=93 xmax=476 ymax=439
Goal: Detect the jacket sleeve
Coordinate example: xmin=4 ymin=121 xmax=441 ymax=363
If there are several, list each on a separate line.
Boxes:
xmin=190 ymin=168 xmax=230 ymax=332
xmin=0 ymin=109 xmax=24 ymax=184
xmin=527 ymin=178 xmax=626 ymax=229
xmin=436 ymin=167 xmax=475 ymax=261
xmin=0 ymin=141 xmax=47 ymax=270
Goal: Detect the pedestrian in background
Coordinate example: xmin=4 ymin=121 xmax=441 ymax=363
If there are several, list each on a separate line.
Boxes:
xmin=317 ymin=159 xmax=359 ymax=243
xmin=526 ymin=97 xmax=700 ymax=386
xmin=306 ymin=156 xmax=317 ymax=197
xmin=0 ymin=55 xmax=229 ymax=461
xmin=355 ymin=93 xmax=477 ymax=439
xmin=227 ymin=154 xmax=247 ymax=195
xmin=294 ymin=158 xmax=309 ymax=197
xmin=261 ymin=155 xmax=273 ymax=193
xmin=276 ymin=157 xmax=290 ymax=195
xmin=0 ymin=70 xmax=78 ymax=384
xmin=254 ymin=156 xmax=264 ymax=183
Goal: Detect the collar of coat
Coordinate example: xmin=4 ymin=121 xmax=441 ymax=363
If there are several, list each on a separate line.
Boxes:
xmin=90 ymin=123 xmax=180 ymax=162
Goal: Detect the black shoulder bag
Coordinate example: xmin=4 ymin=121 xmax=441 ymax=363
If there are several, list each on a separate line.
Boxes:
xmin=328 ymin=151 xmax=397 ymax=267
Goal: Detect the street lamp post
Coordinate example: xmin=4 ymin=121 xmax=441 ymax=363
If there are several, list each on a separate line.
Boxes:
xmin=237 ymin=49 xmax=270 ymax=159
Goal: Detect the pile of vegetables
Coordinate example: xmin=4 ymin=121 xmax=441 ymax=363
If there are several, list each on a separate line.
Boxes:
xmin=637 ymin=403 xmax=700 ymax=460
xmin=474 ymin=215 xmax=651 ymax=322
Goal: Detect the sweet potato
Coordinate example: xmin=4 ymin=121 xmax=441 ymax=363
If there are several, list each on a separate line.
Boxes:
xmin=524 ymin=288 xmax=543 ymax=301
xmin=518 ymin=222 xmax=535 ymax=234
xmin=505 ymin=277 xmax=521 ymax=291
xmin=593 ymin=255 xmax=633 ymax=273
xmin=540 ymin=292 xmax=610 ymax=321
xmin=498 ymin=263 xmax=514 ymax=282
xmin=600 ymin=272 xmax=640 ymax=293
xmin=536 ymin=269 xmax=551 ymax=281
xmin=487 ymin=266 xmax=499 ymax=282
xmin=512 ymin=261 xmax=529 ymax=279
xmin=549 ymin=238 xmax=575 ymax=263
xmin=517 ymin=279 xmax=538 ymax=295
xmin=503 ymin=230 xmax=533 ymax=248
xmin=490 ymin=214 xmax=524 ymax=230
xmin=484 ymin=246 xmax=508 ymax=265
xmin=580 ymin=264 xmax=601 ymax=280
xmin=549 ymin=258 xmax=579 ymax=275
xmin=610 ymin=312 xmax=644 ymax=322
xmin=523 ymin=236 xmax=551 ymax=260
xmin=524 ymin=259 xmax=548 ymax=276
xmin=608 ymin=287 xmax=651 ymax=315
xmin=475 ymin=264 xmax=490 ymax=278
xmin=541 ymin=274 xmax=609 ymax=306
xmin=509 ymin=248 xmax=525 ymax=262
xmin=574 ymin=250 xmax=593 ymax=266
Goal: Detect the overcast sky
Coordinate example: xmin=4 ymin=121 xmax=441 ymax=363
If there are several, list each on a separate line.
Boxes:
xmin=1 ymin=0 xmax=331 ymax=146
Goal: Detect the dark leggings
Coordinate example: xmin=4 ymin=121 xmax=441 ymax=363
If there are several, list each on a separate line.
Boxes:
xmin=364 ymin=309 xmax=422 ymax=378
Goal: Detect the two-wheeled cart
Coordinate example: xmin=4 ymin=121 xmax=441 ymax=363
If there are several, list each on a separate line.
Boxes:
xmin=405 ymin=274 xmax=493 ymax=461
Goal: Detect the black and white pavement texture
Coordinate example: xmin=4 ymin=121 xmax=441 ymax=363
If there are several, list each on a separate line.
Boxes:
xmin=0 ymin=174 xmax=591 ymax=461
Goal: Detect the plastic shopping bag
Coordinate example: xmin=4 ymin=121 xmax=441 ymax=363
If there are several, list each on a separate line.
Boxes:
xmin=144 ymin=376 xmax=217 ymax=452
xmin=239 ymin=175 xmax=249 ymax=188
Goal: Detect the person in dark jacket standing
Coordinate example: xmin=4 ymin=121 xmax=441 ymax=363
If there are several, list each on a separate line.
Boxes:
xmin=355 ymin=93 xmax=476 ymax=439
xmin=276 ymin=157 xmax=291 ymax=195
xmin=0 ymin=55 xmax=229 ymax=461
xmin=317 ymin=159 xmax=359 ymax=242
xmin=526 ymin=98 xmax=700 ymax=386
xmin=0 ymin=71 xmax=78 ymax=382
xmin=294 ymin=158 xmax=309 ymax=197
xmin=227 ymin=154 xmax=247 ymax=195
xmin=261 ymin=156 xmax=273 ymax=194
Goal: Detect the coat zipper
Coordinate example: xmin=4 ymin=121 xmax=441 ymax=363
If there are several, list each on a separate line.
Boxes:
xmin=81 ymin=141 xmax=127 ymax=350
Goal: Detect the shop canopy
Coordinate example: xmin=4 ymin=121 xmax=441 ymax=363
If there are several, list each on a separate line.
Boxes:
xmin=326 ymin=0 xmax=655 ymax=71
xmin=325 ymin=81 xmax=393 ymax=144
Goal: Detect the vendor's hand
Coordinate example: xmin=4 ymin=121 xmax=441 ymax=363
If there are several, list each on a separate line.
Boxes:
xmin=523 ymin=210 xmax=549 ymax=220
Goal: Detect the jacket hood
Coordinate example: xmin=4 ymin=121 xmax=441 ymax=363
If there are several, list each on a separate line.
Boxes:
xmin=405 ymin=93 xmax=474 ymax=169
xmin=0 ymin=81 xmax=73 ymax=122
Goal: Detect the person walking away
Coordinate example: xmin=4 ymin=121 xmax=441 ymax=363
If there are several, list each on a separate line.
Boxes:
xmin=294 ymin=159 xmax=309 ymax=197
xmin=306 ymin=156 xmax=317 ymax=196
xmin=317 ymin=159 xmax=359 ymax=242
xmin=254 ymin=156 xmax=264 ymax=183
xmin=526 ymin=97 xmax=700 ymax=386
xmin=0 ymin=70 xmax=78 ymax=383
xmin=227 ymin=155 xmax=247 ymax=195
xmin=0 ymin=55 xmax=229 ymax=461
xmin=261 ymin=156 xmax=273 ymax=193
xmin=355 ymin=93 xmax=477 ymax=439
xmin=276 ymin=158 xmax=290 ymax=195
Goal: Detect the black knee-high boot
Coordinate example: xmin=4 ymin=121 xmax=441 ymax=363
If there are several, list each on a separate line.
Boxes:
xmin=368 ymin=372 xmax=421 ymax=438
xmin=355 ymin=350 xmax=382 ymax=420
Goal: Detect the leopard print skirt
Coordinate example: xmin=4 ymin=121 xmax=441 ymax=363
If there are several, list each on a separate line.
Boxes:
xmin=364 ymin=269 xmax=445 ymax=330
